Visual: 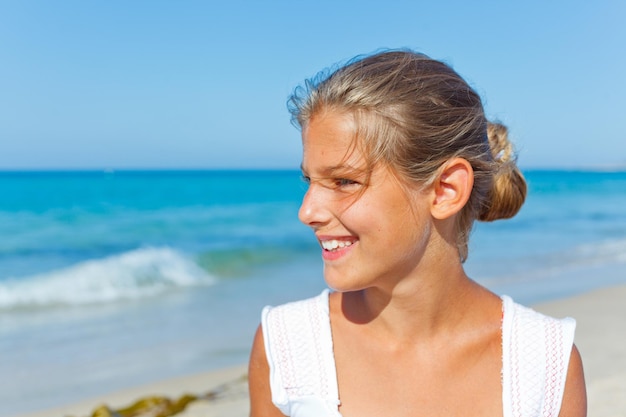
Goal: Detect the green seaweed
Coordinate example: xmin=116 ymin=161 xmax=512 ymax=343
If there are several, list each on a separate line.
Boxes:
xmin=68 ymin=374 xmax=247 ymax=417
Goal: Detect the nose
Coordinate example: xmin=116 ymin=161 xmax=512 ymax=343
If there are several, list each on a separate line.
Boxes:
xmin=298 ymin=184 xmax=331 ymax=228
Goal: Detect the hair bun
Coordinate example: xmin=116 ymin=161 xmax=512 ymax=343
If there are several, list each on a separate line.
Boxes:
xmin=479 ymin=122 xmax=527 ymax=221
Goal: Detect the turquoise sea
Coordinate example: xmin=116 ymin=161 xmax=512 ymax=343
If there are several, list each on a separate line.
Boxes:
xmin=1 ymin=170 xmax=625 ymax=416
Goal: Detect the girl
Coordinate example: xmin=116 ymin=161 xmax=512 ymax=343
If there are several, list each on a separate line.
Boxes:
xmin=248 ymin=50 xmax=586 ymax=417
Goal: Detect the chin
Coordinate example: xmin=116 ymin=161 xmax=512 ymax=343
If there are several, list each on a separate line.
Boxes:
xmin=323 ymin=270 xmax=367 ymax=293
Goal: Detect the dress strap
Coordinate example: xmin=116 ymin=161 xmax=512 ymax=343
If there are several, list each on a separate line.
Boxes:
xmin=262 ymin=290 xmax=341 ymax=416
xmin=501 ymin=296 xmax=576 ymax=417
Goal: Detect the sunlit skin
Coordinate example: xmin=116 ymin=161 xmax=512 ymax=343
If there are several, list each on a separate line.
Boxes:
xmin=298 ymin=112 xmax=433 ymax=295
xmin=248 ymin=110 xmax=587 ymax=417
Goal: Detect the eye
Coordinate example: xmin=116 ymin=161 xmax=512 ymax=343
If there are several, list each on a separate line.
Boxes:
xmin=300 ymin=175 xmax=311 ymax=185
xmin=333 ymin=178 xmax=359 ymax=188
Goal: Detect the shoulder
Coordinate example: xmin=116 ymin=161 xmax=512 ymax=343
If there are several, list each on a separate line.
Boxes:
xmin=503 ymin=295 xmax=576 ymax=335
xmin=257 ymin=290 xmax=337 ymax=415
xmin=260 ymin=289 xmax=332 ymax=362
xmin=558 ymin=344 xmax=587 ymax=417
xmin=502 ymin=295 xmax=577 ymax=370
xmin=501 ymin=296 xmax=584 ymax=416
xmin=249 ymin=325 xmax=288 ymax=417
xmin=249 ymin=291 xmax=330 ymax=417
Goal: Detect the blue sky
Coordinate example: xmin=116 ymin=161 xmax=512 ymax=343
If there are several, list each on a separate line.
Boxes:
xmin=1 ymin=0 xmax=624 ymax=169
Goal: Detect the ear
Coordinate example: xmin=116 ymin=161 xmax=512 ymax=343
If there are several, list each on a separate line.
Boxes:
xmin=429 ymin=158 xmax=474 ymax=220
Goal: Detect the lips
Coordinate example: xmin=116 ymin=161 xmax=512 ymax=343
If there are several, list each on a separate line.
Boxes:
xmin=318 ymin=237 xmax=357 ymax=261
xmin=320 ymin=239 xmax=354 ymax=251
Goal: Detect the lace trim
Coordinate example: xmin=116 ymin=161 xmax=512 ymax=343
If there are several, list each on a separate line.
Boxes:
xmin=503 ymin=296 xmax=575 ymax=417
xmin=263 ymin=290 xmax=338 ymax=413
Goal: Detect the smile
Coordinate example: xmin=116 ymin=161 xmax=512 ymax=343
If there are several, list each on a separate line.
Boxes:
xmin=320 ymin=239 xmax=354 ymax=251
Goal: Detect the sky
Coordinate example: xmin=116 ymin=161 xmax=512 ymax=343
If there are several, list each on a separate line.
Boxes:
xmin=0 ymin=0 xmax=624 ymax=170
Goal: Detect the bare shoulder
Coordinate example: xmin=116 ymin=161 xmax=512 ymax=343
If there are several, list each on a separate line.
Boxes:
xmin=558 ymin=344 xmax=587 ymax=417
xmin=248 ymin=325 xmax=284 ymax=417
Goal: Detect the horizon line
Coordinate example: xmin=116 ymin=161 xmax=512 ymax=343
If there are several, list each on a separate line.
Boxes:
xmin=1 ymin=165 xmax=626 ymax=173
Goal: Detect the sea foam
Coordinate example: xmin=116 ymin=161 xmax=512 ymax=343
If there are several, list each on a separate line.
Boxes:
xmin=0 ymin=247 xmax=215 ymax=309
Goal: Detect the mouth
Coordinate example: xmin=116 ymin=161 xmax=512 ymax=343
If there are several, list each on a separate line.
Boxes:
xmin=320 ymin=239 xmax=355 ymax=251
xmin=318 ymin=237 xmax=357 ymax=261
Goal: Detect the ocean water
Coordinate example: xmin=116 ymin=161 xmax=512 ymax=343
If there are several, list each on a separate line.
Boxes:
xmin=1 ymin=169 xmax=625 ymax=416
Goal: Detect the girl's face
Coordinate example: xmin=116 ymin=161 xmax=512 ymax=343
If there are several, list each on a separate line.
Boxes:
xmin=299 ymin=111 xmax=434 ymax=292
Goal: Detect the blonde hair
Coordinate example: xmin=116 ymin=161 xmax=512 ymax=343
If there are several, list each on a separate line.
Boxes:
xmin=289 ymin=50 xmax=527 ymax=261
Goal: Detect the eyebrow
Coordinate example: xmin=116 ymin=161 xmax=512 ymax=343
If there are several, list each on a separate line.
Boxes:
xmin=300 ymin=163 xmax=365 ymax=177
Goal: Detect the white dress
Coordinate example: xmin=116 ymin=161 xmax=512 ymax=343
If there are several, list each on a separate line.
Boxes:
xmin=261 ymin=290 xmax=576 ymax=417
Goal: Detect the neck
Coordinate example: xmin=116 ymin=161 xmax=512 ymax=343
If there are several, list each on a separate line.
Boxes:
xmin=339 ymin=255 xmax=491 ymax=344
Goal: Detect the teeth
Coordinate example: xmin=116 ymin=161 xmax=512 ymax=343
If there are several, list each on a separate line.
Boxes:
xmin=321 ymin=239 xmax=353 ymax=251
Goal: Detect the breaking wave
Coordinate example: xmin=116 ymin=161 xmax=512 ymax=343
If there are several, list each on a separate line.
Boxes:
xmin=0 ymin=247 xmax=215 ymax=309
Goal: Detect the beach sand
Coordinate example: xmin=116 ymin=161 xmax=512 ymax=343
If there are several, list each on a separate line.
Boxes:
xmin=15 ymin=284 xmax=626 ymax=417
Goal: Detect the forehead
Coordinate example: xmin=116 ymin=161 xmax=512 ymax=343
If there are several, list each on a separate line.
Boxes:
xmin=301 ymin=112 xmax=365 ymax=173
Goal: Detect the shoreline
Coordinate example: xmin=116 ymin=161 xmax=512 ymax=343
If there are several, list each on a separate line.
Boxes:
xmin=14 ymin=283 xmax=626 ymax=417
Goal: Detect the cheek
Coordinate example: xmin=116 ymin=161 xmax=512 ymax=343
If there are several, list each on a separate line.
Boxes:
xmin=388 ymin=206 xmax=432 ymax=255
xmin=382 ymin=220 xmax=432 ymax=277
